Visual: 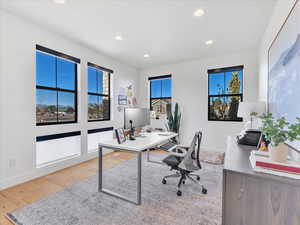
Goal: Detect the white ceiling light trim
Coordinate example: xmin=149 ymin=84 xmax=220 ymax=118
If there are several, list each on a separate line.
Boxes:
xmin=114 ymin=35 xmax=123 ymax=41
xmin=205 ymin=40 xmax=214 ymax=45
xmin=143 ymin=54 xmax=150 ymax=58
xmin=53 ymin=0 xmax=66 ymax=4
xmin=193 ymin=9 xmax=205 ymax=17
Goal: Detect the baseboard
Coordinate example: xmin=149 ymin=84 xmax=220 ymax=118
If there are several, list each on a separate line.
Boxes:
xmin=0 ymin=151 xmax=111 ymax=191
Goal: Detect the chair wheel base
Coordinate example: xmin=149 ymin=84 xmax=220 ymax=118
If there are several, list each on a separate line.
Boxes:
xmin=202 ymin=188 xmax=207 ymax=194
xmin=177 ymin=190 xmax=182 ymax=196
xmin=162 ymin=179 xmax=167 ymax=184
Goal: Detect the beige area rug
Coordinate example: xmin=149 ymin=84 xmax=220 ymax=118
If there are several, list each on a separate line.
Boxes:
xmin=8 ymin=152 xmax=223 ymax=225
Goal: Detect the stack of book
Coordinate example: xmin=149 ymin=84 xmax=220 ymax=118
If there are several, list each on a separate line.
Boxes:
xmin=249 ymin=151 xmax=300 ymax=179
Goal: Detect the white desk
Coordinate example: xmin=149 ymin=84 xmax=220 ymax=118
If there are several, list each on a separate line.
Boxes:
xmin=98 ymin=132 xmax=178 ymax=205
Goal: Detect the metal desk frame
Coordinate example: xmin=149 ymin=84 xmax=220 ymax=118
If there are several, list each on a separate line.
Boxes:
xmin=98 ymin=146 xmax=142 ymax=205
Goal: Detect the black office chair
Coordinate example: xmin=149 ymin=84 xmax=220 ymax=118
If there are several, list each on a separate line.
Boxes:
xmin=162 ymin=131 xmax=207 ymax=196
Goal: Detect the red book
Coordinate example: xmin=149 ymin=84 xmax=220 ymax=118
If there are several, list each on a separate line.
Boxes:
xmin=256 ymin=161 xmax=300 ymax=174
xmin=250 ymin=152 xmax=300 ymax=175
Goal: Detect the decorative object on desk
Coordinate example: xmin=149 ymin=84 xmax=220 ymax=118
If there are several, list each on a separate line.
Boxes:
xmin=166 ymin=102 xmax=181 ymax=133
xmin=237 ymin=130 xmax=262 ymax=147
xmin=268 ymin=1 xmax=300 ymax=152
xmin=238 ymin=101 xmax=266 ymax=129
xmin=115 ymin=128 xmax=126 ymax=144
xmin=258 ymin=136 xmax=269 ymax=152
xmin=259 ymin=113 xmax=300 ymax=163
xmin=118 ymin=95 xmax=127 ymax=105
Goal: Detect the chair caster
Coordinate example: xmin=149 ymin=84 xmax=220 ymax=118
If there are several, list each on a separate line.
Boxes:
xmin=182 ymin=180 xmax=185 ymax=184
xmin=196 ymin=176 xmax=200 ymax=181
xmin=202 ymin=187 xmax=207 ymax=194
xmin=177 ymin=190 xmax=182 ymax=196
xmin=162 ymin=179 xmax=167 ymax=184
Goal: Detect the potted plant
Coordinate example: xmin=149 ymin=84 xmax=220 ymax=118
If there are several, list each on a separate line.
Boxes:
xmin=259 ymin=113 xmax=300 ymax=162
xmin=166 ymin=103 xmax=181 ymax=143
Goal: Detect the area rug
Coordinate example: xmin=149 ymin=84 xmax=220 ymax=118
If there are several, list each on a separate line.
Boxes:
xmin=200 ymin=151 xmax=225 ymax=165
xmin=7 ymin=153 xmax=223 ymax=225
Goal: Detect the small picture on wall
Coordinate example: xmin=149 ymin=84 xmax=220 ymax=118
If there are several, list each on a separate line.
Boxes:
xmin=115 ymin=128 xmax=126 ymax=144
xmin=118 ymin=95 xmax=128 ymax=105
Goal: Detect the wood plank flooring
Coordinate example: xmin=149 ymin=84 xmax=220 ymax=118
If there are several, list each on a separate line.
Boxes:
xmin=0 ymin=151 xmax=135 ymax=225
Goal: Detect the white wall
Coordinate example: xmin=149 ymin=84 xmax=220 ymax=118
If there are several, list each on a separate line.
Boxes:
xmin=0 ymin=10 xmax=139 ymax=190
xmin=139 ymin=51 xmax=258 ymax=152
xmin=258 ymin=0 xmax=297 ymax=101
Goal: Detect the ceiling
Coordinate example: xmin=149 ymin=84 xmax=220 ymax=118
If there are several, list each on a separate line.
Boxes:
xmin=0 ymin=0 xmax=277 ymax=69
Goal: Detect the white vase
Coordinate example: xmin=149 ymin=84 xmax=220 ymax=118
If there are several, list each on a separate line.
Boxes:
xmin=269 ymin=143 xmax=288 ymax=163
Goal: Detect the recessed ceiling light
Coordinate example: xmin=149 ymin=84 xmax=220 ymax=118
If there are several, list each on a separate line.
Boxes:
xmin=53 ymin=0 xmax=66 ymax=4
xmin=115 ymin=35 xmax=123 ymax=41
xmin=194 ymin=9 xmax=205 ymax=17
xmin=143 ymin=54 xmax=150 ymax=58
xmin=205 ymin=40 xmax=214 ymax=45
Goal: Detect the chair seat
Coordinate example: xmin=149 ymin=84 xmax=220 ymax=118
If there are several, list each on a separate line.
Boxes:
xmin=162 ymin=155 xmax=183 ymax=167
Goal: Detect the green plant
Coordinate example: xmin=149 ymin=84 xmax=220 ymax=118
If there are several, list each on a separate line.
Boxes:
xmin=166 ymin=103 xmax=181 ymax=133
xmin=259 ymin=113 xmax=300 ymax=147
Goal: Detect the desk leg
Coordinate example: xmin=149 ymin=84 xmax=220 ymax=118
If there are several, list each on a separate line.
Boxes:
xmin=137 ymin=151 xmax=142 ymax=205
xmin=98 ymin=146 xmax=103 ymax=192
xmin=147 ymin=148 xmax=164 ymax=165
xmin=98 ymin=147 xmax=142 ymax=205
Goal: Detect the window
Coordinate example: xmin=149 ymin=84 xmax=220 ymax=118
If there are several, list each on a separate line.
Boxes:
xmin=88 ymin=62 xmax=112 ymax=121
xmin=208 ymin=66 xmax=243 ymax=121
xmin=149 ymin=75 xmax=172 ymax=116
xmin=36 ymin=45 xmax=79 ymax=125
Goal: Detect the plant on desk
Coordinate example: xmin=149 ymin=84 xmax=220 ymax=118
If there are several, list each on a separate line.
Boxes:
xmin=259 ymin=113 xmax=300 ymax=162
xmin=166 ymin=103 xmax=181 ymax=143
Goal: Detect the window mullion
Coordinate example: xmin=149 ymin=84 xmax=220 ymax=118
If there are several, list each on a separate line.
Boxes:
xmin=56 ymin=57 xmax=59 ymax=123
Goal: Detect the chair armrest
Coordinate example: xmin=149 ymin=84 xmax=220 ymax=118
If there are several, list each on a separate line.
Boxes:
xmin=168 ymin=146 xmax=187 ymax=157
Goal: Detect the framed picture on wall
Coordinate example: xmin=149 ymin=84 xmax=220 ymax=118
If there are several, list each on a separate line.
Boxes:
xmin=268 ymin=0 xmax=300 ymax=151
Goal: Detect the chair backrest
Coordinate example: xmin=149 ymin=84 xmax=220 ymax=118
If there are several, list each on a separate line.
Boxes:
xmin=178 ymin=131 xmax=202 ymax=171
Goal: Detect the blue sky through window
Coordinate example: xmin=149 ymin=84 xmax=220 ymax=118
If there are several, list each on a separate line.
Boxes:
xmin=36 ymin=51 xmax=76 ymax=107
xmin=36 ymin=52 xmax=56 ymax=88
xmin=57 ymin=58 xmax=75 ymax=90
xmin=36 ymin=89 xmax=56 ymax=107
xmin=151 ymin=78 xmax=171 ymax=98
xmin=88 ymin=66 xmax=104 ymax=94
xmin=209 ymin=70 xmax=243 ymax=95
xmin=58 ymin=92 xmax=75 ymax=107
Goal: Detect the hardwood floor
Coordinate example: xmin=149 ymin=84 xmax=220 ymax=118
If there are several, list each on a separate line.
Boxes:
xmin=0 ymin=151 xmax=135 ymax=225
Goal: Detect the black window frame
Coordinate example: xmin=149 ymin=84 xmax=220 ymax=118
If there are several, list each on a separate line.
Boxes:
xmin=87 ymin=62 xmax=112 ymax=122
xmin=208 ymin=65 xmax=244 ymax=122
xmin=36 ymin=45 xmax=80 ymax=126
xmin=149 ymin=74 xmax=172 ymax=114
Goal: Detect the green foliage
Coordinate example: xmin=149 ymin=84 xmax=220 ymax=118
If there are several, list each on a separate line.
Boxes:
xmin=259 ymin=113 xmax=300 ymax=147
xmin=250 ymin=112 xmax=258 ymax=117
xmin=166 ymin=103 xmax=181 ymax=133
